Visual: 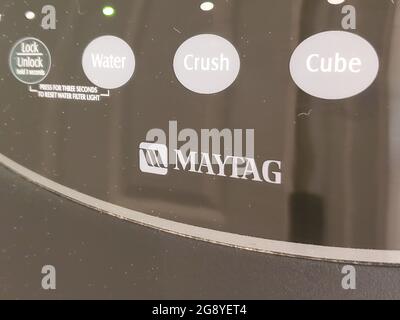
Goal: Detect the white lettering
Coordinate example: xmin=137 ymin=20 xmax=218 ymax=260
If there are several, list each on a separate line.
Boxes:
xmin=183 ymin=53 xmax=230 ymax=71
xmin=91 ymin=54 xmax=127 ymax=69
xmin=306 ymin=52 xmax=362 ymax=73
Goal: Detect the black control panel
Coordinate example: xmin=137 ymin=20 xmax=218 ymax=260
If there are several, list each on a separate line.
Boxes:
xmin=0 ymin=0 xmax=398 ymax=263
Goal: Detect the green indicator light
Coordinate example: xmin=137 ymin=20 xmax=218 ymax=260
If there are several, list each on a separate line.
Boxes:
xmin=103 ymin=6 xmax=115 ymax=16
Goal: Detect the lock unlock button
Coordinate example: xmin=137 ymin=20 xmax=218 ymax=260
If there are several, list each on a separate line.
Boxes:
xmin=9 ymin=37 xmax=51 ymax=85
xmin=290 ymin=31 xmax=379 ymax=100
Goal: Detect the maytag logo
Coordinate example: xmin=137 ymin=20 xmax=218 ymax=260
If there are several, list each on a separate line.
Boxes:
xmin=173 ymin=149 xmax=282 ymax=184
xmin=139 ymin=142 xmax=168 ymax=176
xmin=139 ymin=121 xmax=282 ymax=185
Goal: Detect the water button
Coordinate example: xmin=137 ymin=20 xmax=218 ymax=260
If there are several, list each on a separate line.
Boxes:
xmin=289 ymin=31 xmax=379 ymax=100
xmin=82 ymin=35 xmax=135 ymax=90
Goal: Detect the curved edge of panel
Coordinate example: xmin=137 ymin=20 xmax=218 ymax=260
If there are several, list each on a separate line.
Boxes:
xmin=1 ymin=152 xmax=399 ymax=266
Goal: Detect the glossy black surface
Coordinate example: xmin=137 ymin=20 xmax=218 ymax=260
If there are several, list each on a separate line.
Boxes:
xmin=0 ymin=0 xmax=399 ymax=250
xmin=1 ymin=164 xmax=400 ymax=299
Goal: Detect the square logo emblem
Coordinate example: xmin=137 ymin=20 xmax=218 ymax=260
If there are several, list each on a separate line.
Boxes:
xmin=139 ymin=143 xmax=168 ymax=175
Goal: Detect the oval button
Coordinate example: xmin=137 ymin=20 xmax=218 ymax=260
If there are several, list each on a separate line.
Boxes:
xmin=82 ymin=35 xmax=136 ymax=90
xmin=173 ymin=34 xmax=240 ymax=94
xmin=9 ymin=37 xmax=52 ymax=85
xmin=289 ymin=31 xmax=379 ymax=100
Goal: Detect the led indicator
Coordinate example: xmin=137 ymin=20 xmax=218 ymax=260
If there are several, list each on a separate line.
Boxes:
xmin=200 ymin=2 xmax=214 ymax=11
xmin=102 ymin=6 xmax=115 ymax=17
xmin=25 ymin=11 xmax=36 ymax=20
xmin=327 ymin=0 xmax=345 ymax=4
